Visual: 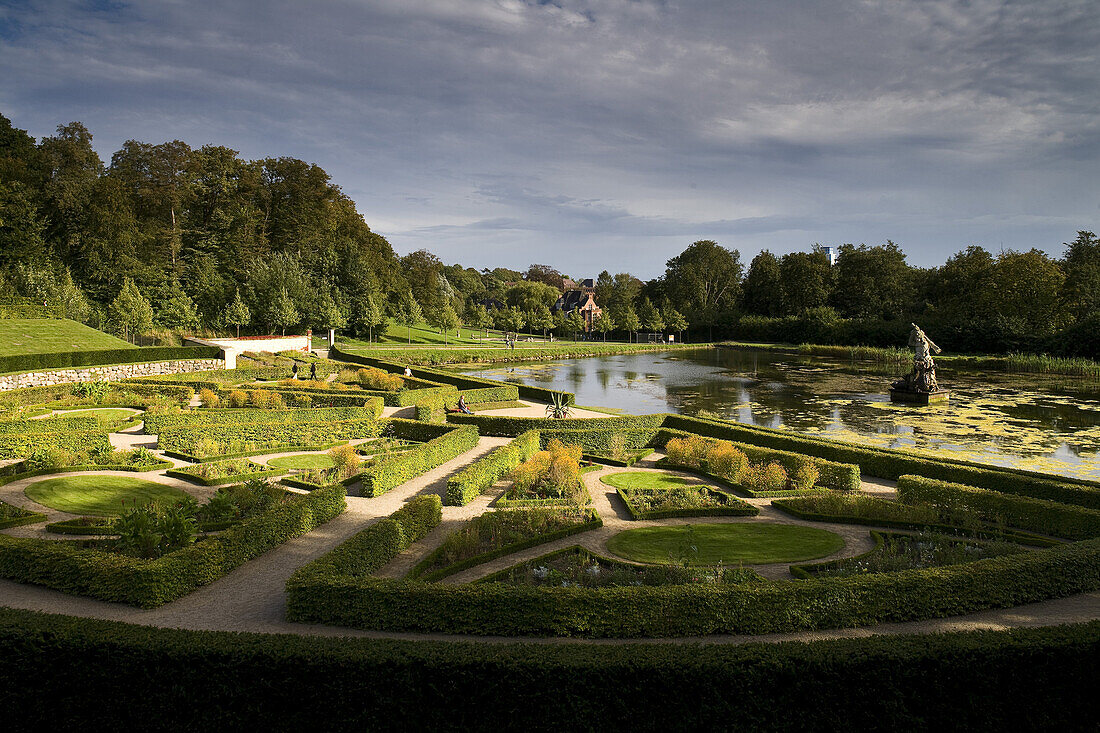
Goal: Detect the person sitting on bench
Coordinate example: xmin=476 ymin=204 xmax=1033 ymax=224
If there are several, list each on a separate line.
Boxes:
xmin=456 ymin=394 xmax=473 ymax=414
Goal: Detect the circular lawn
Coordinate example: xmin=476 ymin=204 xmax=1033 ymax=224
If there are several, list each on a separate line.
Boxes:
xmin=25 ymin=475 xmax=192 ymax=516
xmin=267 ymin=453 xmax=335 ymax=470
xmin=600 ymin=471 xmax=703 ymax=491
xmin=606 ymin=522 xmax=846 ymax=565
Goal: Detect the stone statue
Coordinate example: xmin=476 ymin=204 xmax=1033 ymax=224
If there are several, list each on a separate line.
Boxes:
xmin=892 ymin=323 xmax=941 ymax=393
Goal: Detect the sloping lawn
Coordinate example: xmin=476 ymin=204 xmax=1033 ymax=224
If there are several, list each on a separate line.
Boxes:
xmin=25 ymin=475 xmax=191 ymax=516
xmin=606 ymin=523 xmax=845 ymax=565
xmin=0 ymin=319 xmax=135 ymax=357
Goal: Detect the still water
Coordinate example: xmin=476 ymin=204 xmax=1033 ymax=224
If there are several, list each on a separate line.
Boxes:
xmin=457 ymin=348 xmax=1100 ymax=480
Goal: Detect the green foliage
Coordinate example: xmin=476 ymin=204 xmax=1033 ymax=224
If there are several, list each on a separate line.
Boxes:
xmin=108 ymin=278 xmax=154 ymax=342
xmin=168 ymin=459 xmax=286 ymax=486
xmin=446 ymin=431 xmax=540 ymax=505
xmin=359 ymin=424 xmax=479 ymax=497
xmin=157 ymin=417 xmax=382 ymax=458
xmin=0 ymin=343 xmax=219 ymax=375
xmin=0 ymin=485 xmax=346 ymax=607
xmin=224 ymin=288 xmax=250 ymax=337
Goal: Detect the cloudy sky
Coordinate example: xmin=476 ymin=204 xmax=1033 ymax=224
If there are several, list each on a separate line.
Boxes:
xmin=1 ymin=0 xmax=1098 ymax=277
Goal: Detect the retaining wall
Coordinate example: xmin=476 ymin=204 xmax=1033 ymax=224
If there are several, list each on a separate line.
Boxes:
xmin=0 ymin=359 xmax=224 ymax=391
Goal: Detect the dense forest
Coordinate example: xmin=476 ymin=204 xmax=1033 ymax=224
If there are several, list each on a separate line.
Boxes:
xmin=1 ymin=113 xmax=1097 ymax=356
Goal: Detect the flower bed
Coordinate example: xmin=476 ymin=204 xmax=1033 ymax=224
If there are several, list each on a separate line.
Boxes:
xmin=602 ymin=472 xmax=758 ymax=519
xmin=445 ymin=431 xmax=541 ymax=506
xmin=497 ymin=439 xmax=588 ymax=507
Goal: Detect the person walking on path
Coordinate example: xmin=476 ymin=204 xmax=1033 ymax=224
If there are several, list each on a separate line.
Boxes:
xmin=291 ymin=363 xmax=299 ymax=380
xmin=309 ymin=362 xmax=317 ymax=381
xmin=404 ymin=366 xmax=412 ymax=377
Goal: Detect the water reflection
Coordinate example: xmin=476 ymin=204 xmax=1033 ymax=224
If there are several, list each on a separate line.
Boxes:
xmin=457 ymin=348 xmax=1100 ymax=480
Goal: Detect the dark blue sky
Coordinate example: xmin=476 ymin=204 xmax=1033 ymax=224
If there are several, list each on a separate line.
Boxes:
xmin=1 ymin=0 xmax=1097 ymax=277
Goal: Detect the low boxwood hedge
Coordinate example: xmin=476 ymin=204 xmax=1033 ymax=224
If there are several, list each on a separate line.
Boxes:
xmin=0 ymin=500 xmax=45 ymax=530
xmin=0 ymin=382 xmax=190 ymax=409
xmin=0 ymin=485 xmax=346 ymax=607
xmin=0 ymin=461 xmax=175 ymax=489
xmin=0 ymin=430 xmax=114 ymax=460
xmin=284 ymin=535 xmax=1100 ymax=637
xmin=157 ymin=417 xmax=383 ymax=456
xmin=0 ymin=345 xmax=221 ymax=375
xmin=897 ymin=474 xmax=1100 ymax=541
xmin=358 ymin=423 xmax=480 ymax=497
xmin=167 ymin=462 xmax=288 ymax=486
xmin=143 ymin=405 xmax=382 ymax=434
xmin=3 ymin=608 xmax=1098 ymax=729
xmin=613 ymin=486 xmax=758 ymax=520
xmin=445 ymin=431 xmax=541 ymax=506
xmin=584 ymin=448 xmax=654 ymax=467
xmin=789 ymin=530 xmax=888 ymax=579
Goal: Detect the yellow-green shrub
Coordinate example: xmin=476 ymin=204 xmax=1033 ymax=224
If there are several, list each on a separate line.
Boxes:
xmin=329 ymin=444 xmax=361 ymax=480
xmin=227 ymin=390 xmax=248 ymax=408
xmin=198 ymin=388 xmax=220 ymax=408
xmin=357 ymin=367 xmax=404 ymax=392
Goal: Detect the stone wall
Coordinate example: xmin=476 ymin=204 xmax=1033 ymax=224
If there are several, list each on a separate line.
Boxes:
xmin=0 ymin=359 xmax=224 ymax=391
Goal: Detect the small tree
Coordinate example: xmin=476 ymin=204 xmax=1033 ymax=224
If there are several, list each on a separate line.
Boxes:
xmin=270 ymin=287 xmax=300 ymax=336
xmin=396 ymin=289 xmax=423 ymax=344
xmin=638 ymin=297 xmax=664 ymax=340
xmin=361 ymin=294 xmax=384 ymax=343
xmin=593 ymin=310 xmax=616 ymax=342
xmin=438 ymin=304 xmax=460 ymax=345
xmin=505 ymin=306 xmax=526 ymax=336
xmin=619 ymin=307 xmax=641 ymax=343
xmin=551 ymin=310 xmax=568 ymax=340
xmin=225 ymin=288 xmax=251 ymax=338
xmin=566 ymin=310 xmax=586 ymax=341
xmin=156 ymin=279 xmax=200 ymax=332
xmin=467 ymin=304 xmax=492 ymax=341
xmin=527 ymin=304 xmax=554 ymax=340
xmin=665 ymin=308 xmax=688 ymax=343
xmin=109 ymin=278 xmax=154 ymax=343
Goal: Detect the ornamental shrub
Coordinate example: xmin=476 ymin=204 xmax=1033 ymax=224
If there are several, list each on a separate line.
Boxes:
xmin=227 ymin=390 xmax=248 ymax=408
xmin=763 ymin=462 xmax=789 ymax=492
xmin=792 ymin=460 xmax=821 ymax=492
xmin=329 ymin=444 xmax=361 ymax=480
xmin=706 ymin=442 xmax=748 ymax=481
xmin=198 ymin=388 xmax=220 ymax=408
xmin=357 ymin=367 xmax=404 ymax=392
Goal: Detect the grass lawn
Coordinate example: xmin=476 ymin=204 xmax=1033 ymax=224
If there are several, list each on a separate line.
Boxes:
xmin=0 ymin=319 xmax=135 ymax=357
xmin=606 ymin=523 xmax=846 ymax=565
xmin=267 ymin=453 xmax=335 ymax=470
xmin=339 ymin=321 xmax=581 ymax=348
xmin=25 ymin=475 xmax=192 ymax=516
xmin=50 ymin=408 xmax=141 ymax=422
xmin=600 ymin=472 xmax=702 ymax=491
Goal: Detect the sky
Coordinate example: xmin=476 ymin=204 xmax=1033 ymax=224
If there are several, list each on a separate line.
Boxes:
xmin=1 ymin=0 xmax=1098 ymax=278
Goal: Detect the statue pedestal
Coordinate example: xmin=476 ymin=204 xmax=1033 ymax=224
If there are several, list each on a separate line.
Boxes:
xmin=889 ymin=389 xmax=950 ymax=405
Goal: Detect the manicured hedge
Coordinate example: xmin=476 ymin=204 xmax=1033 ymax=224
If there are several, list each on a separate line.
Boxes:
xmin=614 ymin=486 xmax=759 ymax=520
xmin=0 ymin=485 xmax=346 ymax=607
xmin=0 ymin=345 xmax=221 ymax=375
xmin=445 ymin=431 xmax=541 ymax=506
xmin=0 ymin=460 xmax=175 ymax=489
xmin=143 ymin=405 xmax=382 ymax=434
xmin=448 ymin=413 xmax=665 ymax=436
xmin=0 ymin=430 xmax=113 ymax=460
xmin=282 ymin=535 xmax=1100 ymax=637
xmin=406 ymin=509 xmax=603 ymax=582
xmin=338 ymin=355 xmax=522 ymax=402
xmin=789 ymin=530 xmax=888 ymax=579
xmin=0 ymin=501 xmax=45 ymax=530
xmin=156 ymin=417 xmax=383 ymax=456
xmin=0 ymin=382 xmax=192 ymax=409
xmin=897 ymin=474 xmax=1100 ymax=541
xmin=217 ymin=385 xmax=403 ymax=408
xmin=358 ymin=424 xmax=480 ymax=497
xmin=584 ymin=448 xmax=654 ymax=467
xmin=288 ymin=495 xmax=443 ymax=583
xmin=2 ymin=608 xmax=1098 ymax=729
xmin=0 ymin=416 xmax=99 ymax=434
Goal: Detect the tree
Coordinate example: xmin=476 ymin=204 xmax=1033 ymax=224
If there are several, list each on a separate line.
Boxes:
xmin=990 ymin=249 xmax=1066 ymax=336
xmin=108 ymin=277 xmax=153 ymax=343
xmin=664 ymin=308 xmax=688 ymax=343
xmin=438 ymin=304 xmax=460 ymax=345
xmin=467 ymin=303 xmax=492 ymax=341
xmin=928 ymin=246 xmax=997 ymax=323
xmin=638 ymin=297 xmax=664 ymax=335
xmin=524 ymin=264 xmax=564 ymax=290
xmin=592 ymin=310 xmax=616 ymax=342
xmin=503 ymin=306 xmax=526 ymax=334
xmin=1061 ymin=231 xmax=1100 ymax=321
xmin=270 ymin=287 xmax=300 ymax=335
xmin=224 ymin=288 xmax=250 ymax=338
xmin=505 ymin=280 xmax=560 ymax=312
xmin=566 ymin=310 xmax=586 ymax=341
xmin=315 ymin=292 xmax=347 ymax=333
xmin=619 ymin=306 xmax=641 ymax=343
xmin=527 ymin=304 xmax=554 ymax=339
xmin=779 ymin=250 xmax=833 ymax=315
xmin=359 ymin=294 xmax=384 ymax=343
xmin=831 ymin=242 xmax=913 ymax=319
xmin=741 ymin=250 xmax=783 ymax=316
xmin=400 ymin=249 xmax=445 ymax=315
xmin=396 ymin=289 xmax=423 ymax=344
xmin=662 ymin=240 xmax=742 ymax=340
xmin=0 ymin=182 xmax=48 ymax=268
xmin=155 ymin=279 xmax=200 ymax=332
xmin=594 ymin=270 xmax=614 ymax=308
xmin=551 ymin=310 xmax=568 ymax=340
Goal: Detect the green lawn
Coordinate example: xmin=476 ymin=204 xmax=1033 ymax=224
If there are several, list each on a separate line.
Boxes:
xmin=606 ymin=523 xmax=846 ymax=565
xmin=0 ymin=319 xmax=135 ymax=357
xmin=267 ymin=453 xmax=335 ymax=470
xmin=339 ymin=321 xmax=581 ymax=348
xmin=600 ymin=472 xmax=702 ymax=491
xmin=50 ymin=408 xmax=141 ymax=422
xmin=24 ymin=475 xmax=192 ymax=516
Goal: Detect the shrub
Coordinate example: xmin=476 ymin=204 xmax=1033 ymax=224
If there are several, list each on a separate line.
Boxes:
xmin=198 ymin=388 xmax=220 ymax=408
xmin=706 ymin=442 xmax=748 ymax=481
xmin=763 ymin=462 xmax=789 ymax=492
xmin=328 ymin=444 xmax=361 ymax=480
xmin=227 ymin=390 xmax=248 ymax=408
xmin=446 ymin=431 xmax=541 ymax=506
xmin=357 ymin=367 xmax=404 ymax=391
xmin=792 ymin=460 xmax=821 ymax=492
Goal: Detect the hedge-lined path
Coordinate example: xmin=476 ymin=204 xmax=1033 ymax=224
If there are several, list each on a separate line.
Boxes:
xmin=474 ymin=399 xmax=615 ymax=419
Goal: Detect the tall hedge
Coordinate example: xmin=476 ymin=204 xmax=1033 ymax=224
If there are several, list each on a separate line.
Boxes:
xmin=359 ymin=424 xmax=480 ymax=497
xmin=897 ymin=474 xmax=1100 ymax=541
xmin=445 ymin=431 xmax=541 ymax=505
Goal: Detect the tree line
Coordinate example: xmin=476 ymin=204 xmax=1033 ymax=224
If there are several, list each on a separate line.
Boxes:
xmin=1 ymin=114 xmax=1097 ymax=355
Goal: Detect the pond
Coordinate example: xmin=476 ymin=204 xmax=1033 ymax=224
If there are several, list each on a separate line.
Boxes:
xmin=456 ymin=348 xmax=1100 ymax=480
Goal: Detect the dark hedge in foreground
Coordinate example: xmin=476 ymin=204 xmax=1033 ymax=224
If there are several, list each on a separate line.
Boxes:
xmin=0 ymin=608 xmax=1096 ymax=730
